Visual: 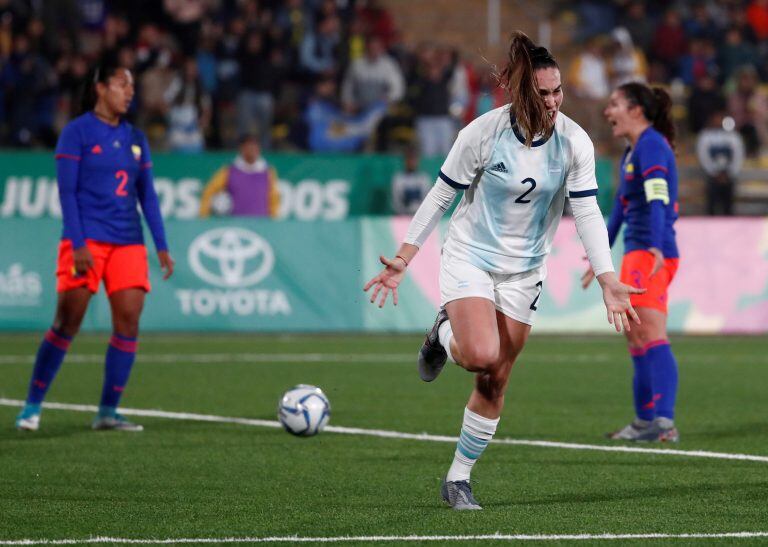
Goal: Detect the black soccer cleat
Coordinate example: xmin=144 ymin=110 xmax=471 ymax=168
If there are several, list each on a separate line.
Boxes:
xmin=417 ymin=308 xmax=449 ymax=382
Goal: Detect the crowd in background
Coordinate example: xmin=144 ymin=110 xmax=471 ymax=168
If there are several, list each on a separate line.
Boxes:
xmin=0 ymin=0 xmax=767 ymax=169
xmin=0 ymin=0 xmax=481 ymax=156
xmin=570 ymin=0 xmax=768 ymax=158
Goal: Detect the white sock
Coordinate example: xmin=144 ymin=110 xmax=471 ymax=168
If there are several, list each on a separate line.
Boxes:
xmin=446 ymin=407 xmax=499 ymax=482
xmin=437 ymin=319 xmax=455 ymax=363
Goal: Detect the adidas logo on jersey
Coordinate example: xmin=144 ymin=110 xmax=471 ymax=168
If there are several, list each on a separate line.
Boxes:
xmin=489 ymin=162 xmax=508 ymax=173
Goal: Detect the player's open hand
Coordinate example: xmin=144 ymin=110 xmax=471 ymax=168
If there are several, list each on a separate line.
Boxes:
xmin=72 ymin=246 xmax=94 ymax=277
xmin=598 ymin=272 xmax=645 ymax=333
xmin=158 ymin=250 xmax=175 ymax=280
xmin=363 ymin=255 xmax=407 ymax=308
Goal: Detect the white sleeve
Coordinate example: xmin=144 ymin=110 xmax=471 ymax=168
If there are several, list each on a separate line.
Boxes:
xmin=439 ymin=120 xmax=484 ymax=189
xmin=403 ymin=179 xmax=459 ymax=247
xmin=570 ymin=195 xmax=615 ymax=276
xmin=565 ymin=126 xmax=599 ymax=198
xmin=566 ymin=126 xmax=613 ymax=275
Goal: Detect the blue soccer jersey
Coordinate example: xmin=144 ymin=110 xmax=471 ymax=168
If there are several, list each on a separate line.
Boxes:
xmin=607 ymin=126 xmax=679 ymax=258
xmin=54 ymin=112 xmax=167 ymax=251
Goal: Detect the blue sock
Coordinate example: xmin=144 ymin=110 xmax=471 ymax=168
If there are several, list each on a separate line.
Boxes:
xmin=99 ymin=333 xmax=137 ymax=410
xmin=630 ymin=346 xmax=655 ymax=421
xmin=646 ymin=340 xmax=678 ymax=420
xmin=26 ymin=328 xmax=72 ymax=405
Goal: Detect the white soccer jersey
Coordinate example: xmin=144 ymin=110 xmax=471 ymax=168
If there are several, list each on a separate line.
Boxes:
xmin=438 ymin=105 xmax=599 ymax=274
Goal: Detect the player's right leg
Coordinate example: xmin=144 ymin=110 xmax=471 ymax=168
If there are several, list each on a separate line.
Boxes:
xmin=16 ymin=287 xmax=91 ymax=431
xmin=418 ymin=252 xmax=499 ymax=382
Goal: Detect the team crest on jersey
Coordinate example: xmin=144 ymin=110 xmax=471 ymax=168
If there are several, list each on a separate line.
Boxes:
xmin=132 ymin=145 xmax=142 ymax=161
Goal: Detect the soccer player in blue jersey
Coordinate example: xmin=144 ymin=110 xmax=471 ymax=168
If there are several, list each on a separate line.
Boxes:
xmin=365 ymin=32 xmax=643 ymax=510
xmin=15 ymin=62 xmax=174 ymax=432
xmin=582 ymin=82 xmax=680 ymax=443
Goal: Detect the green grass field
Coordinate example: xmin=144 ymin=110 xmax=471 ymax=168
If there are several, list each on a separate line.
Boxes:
xmin=1 ymin=333 xmax=767 ymax=546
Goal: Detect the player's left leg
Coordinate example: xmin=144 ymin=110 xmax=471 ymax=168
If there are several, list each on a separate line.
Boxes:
xmin=442 ymin=311 xmax=531 ymax=510
xmin=94 ymin=244 xmax=151 ymax=431
xmin=92 ymin=288 xmax=145 ymax=432
xmin=631 ymin=307 xmax=679 ymax=442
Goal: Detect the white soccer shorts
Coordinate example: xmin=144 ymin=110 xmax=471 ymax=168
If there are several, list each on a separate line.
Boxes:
xmin=439 ymin=251 xmax=546 ymax=325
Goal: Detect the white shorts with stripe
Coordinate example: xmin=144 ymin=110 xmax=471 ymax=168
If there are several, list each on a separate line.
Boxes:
xmin=439 ymin=251 xmax=546 ymax=326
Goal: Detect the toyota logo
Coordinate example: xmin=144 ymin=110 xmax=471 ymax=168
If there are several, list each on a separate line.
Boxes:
xmin=188 ymin=228 xmax=274 ymax=288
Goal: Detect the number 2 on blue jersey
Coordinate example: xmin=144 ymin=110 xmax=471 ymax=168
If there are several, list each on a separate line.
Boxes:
xmin=115 ymin=170 xmax=129 ymax=197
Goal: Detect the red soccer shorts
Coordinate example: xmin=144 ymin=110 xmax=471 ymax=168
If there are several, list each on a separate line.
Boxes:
xmin=56 ymin=239 xmax=151 ymax=295
xmin=620 ymin=250 xmax=679 ymax=314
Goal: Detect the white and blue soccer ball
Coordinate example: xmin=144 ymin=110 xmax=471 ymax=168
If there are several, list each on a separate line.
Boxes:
xmin=277 ymin=384 xmax=331 ymax=437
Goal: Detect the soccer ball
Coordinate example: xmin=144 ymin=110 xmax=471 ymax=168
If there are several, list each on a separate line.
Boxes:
xmin=277 ymin=384 xmax=331 ymax=437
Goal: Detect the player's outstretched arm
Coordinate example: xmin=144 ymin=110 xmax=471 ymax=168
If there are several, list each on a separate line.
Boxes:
xmin=362 ymin=243 xmax=418 ymax=308
xmin=596 ymin=271 xmax=645 ymax=332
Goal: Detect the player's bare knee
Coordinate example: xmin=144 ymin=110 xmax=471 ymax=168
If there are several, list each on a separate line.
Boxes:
xmin=52 ymin=315 xmax=83 ymax=338
xmin=461 ymin=345 xmax=499 ymax=372
xmin=112 ymin=314 xmax=140 ymax=338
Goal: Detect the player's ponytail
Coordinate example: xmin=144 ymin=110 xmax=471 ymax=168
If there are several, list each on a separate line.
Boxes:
xmin=618 ymin=82 xmax=676 ymax=150
xmin=650 ymin=87 xmax=676 ymax=150
xmin=77 ymin=61 xmax=121 ymax=115
xmin=497 ymin=31 xmax=557 ymax=147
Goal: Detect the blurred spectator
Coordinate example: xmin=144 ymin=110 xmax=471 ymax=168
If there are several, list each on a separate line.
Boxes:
xmin=237 ymin=30 xmax=285 ymax=150
xmin=164 ymin=57 xmax=211 ymax=153
xmin=619 ymin=1 xmax=655 ymax=52
xmin=300 ymin=14 xmax=341 ymax=80
xmin=163 ymin=0 xmax=206 ymax=57
xmin=214 ymin=18 xmax=246 ymax=148
xmin=576 ymin=0 xmax=617 ymax=41
xmin=717 ymin=27 xmax=760 ymax=82
xmin=569 ymin=35 xmax=609 ymax=144
xmin=683 ymin=3 xmax=719 ymax=42
xmin=357 ymin=0 xmax=397 ymax=48
xmin=466 ymin=63 xmax=505 ymax=123
xmin=305 ymin=77 xmax=386 ymax=152
xmin=608 ymin=27 xmax=647 ymax=88
xmin=570 ymin=35 xmax=610 ymax=100
xmin=687 ymin=74 xmax=725 ymax=134
xmin=341 ymin=36 xmax=404 ymax=112
xmin=408 ymin=45 xmax=456 ymax=157
xmin=697 ymin=111 xmax=745 ymax=215
xmin=0 ymin=33 xmax=57 ymax=146
xmin=200 ymin=134 xmax=279 ymax=218
xmin=678 ymin=38 xmax=718 ymax=87
xmin=391 ymin=147 xmax=431 ymax=215
xmin=137 ymin=46 xmax=175 ymax=145
xmin=651 ymin=8 xmax=687 ymax=81
xmin=726 ymin=65 xmax=768 ymax=156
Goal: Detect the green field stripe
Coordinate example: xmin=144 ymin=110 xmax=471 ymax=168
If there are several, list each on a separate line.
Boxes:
xmin=3 ymin=352 xmax=766 ymax=365
xmin=3 ymin=398 xmax=768 ymax=464
xmin=3 ymin=531 xmax=768 ymax=544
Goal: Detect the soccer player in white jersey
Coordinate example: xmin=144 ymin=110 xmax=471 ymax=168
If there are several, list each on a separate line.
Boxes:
xmin=364 ymin=31 xmax=644 ymax=511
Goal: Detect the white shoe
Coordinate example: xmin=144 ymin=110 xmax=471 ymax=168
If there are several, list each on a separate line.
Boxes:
xmin=92 ymin=413 xmax=143 ymax=432
xmin=15 ymin=405 xmax=41 ymax=431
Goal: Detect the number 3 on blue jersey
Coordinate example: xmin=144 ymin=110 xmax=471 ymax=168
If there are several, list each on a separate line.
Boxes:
xmin=515 ymin=177 xmax=536 ymax=204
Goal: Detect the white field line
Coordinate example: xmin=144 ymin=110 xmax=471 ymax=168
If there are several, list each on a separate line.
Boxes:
xmin=2 ymin=398 xmax=768 ymax=464
xmin=2 ymin=532 xmax=768 ymax=544
xmin=1 ymin=352 xmax=766 ymax=365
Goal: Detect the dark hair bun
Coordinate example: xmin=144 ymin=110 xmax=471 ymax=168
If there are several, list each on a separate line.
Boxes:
xmin=529 ymin=46 xmax=551 ymax=61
